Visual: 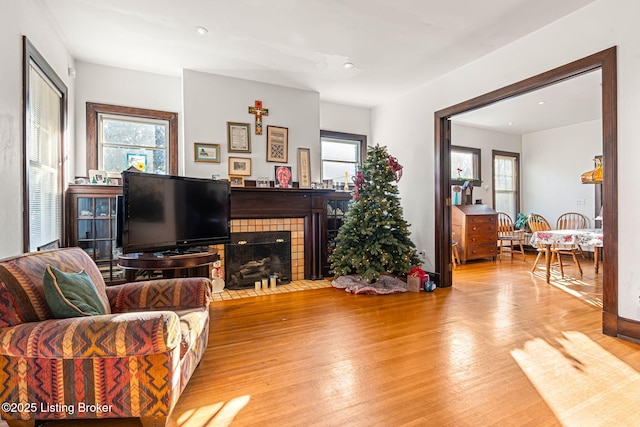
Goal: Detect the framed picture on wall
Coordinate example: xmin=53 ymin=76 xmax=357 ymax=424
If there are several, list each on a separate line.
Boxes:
xmin=194 ymin=143 xmax=221 ymax=162
xmin=266 ymin=126 xmax=288 ymax=162
xmin=227 ymin=122 xmax=251 ymax=153
xmin=228 ymin=156 xmax=251 ymax=176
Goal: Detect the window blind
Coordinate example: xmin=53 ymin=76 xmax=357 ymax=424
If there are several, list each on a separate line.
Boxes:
xmin=27 ymin=62 xmax=63 ymax=251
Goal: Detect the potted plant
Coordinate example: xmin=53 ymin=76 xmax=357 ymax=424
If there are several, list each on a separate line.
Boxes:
xmin=514 ymin=213 xmax=530 ymax=232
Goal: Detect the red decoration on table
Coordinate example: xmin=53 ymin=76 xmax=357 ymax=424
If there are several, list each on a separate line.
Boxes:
xmin=248 ymin=100 xmax=269 ymax=135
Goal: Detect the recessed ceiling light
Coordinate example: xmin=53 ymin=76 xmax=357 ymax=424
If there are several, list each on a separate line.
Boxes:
xmin=537 ymin=101 xmax=546 ymax=105
xmin=195 ymin=26 xmax=208 ymax=35
xmin=343 ymin=62 xmax=355 ymax=69
xmin=508 ymin=122 xmax=513 ymax=126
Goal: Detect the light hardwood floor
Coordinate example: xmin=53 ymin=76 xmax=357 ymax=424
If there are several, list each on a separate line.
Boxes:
xmin=15 ymin=257 xmax=640 ymax=427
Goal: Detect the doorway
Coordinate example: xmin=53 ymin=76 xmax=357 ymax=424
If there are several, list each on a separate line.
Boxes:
xmin=434 ymin=47 xmax=618 ymax=336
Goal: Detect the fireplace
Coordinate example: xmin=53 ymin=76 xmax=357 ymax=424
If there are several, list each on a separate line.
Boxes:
xmin=225 ymin=231 xmax=292 ymax=289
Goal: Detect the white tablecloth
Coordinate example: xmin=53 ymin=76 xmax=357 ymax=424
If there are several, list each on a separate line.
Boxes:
xmin=530 ymin=229 xmax=603 ymax=248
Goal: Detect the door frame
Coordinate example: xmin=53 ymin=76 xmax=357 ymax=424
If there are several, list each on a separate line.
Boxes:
xmin=434 ymin=47 xmax=619 ymax=337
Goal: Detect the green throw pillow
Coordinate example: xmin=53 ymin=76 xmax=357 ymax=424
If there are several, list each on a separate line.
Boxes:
xmin=43 ymin=265 xmax=107 ymax=318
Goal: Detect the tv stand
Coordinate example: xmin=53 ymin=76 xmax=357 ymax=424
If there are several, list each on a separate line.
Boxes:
xmin=160 ymin=246 xmax=208 ymax=256
xmin=118 ymin=250 xmax=218 ymax=282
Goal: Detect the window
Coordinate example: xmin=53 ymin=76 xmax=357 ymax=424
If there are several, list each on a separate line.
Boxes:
xmin=493 ymin=150 xmax=520 ymax=219
xmin=23 ymin=37 xmax=67 ymax=252
xmin=451 ymin=146 xmax=481 ymax=181
xmin=87 ymin=103 xmax=178 ymax=175
xmin=320 ymin=130 xmax=367 ymax=186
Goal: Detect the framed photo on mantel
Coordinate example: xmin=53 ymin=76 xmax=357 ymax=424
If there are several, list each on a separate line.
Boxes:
xmin=274 ymin=165 xmax=292 ymax=188
xmin=297 ymin=148 xmax=311 ymax=188
xmin=229 ymin=175 xmax=245 ymax=187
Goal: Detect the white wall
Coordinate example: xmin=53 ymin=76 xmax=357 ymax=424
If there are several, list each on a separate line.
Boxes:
xmin=522 ymin=120 xmax=601 ymax=224
xmin=0 ymin=1 xmax=75 ymax=257
xmin=451 ymin=123 xmax=522 ymax=207
xmin=320 ymin=101 xmax=371 ymax=141
xmin=183 ymin=70 xmax=321 ymax=182
xmin=73 ymin=67 xmax=370 ymax=182
xmin=372 ymin=0 xmax=640 ymax=319
xmin=73 ymin=61 xmax=183 ymax=177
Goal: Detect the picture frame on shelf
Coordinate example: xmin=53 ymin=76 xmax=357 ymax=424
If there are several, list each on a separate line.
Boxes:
xmin=126 ymin=154 xmax=147 ymax=172
xmin=266 ymin=125 xmax=288 ymax=162
xmin=229 ymin=175 xmax=245 ymax=187
xmin=107 ymin=172 xmax=122 ymax=186
xmin=228 ymin=156 xmax=251 ymax=176
xmin=194 ymin=142 xmax=221 ymax=162
xmin=297 ymin=148 xmax=311 ymax=188
xmin=227 ymin=122 xmax=251 ymax=153
xmin=274 ymin=165 xmax=293 ymax=188
xmin=88 ymin=169 xmax=108 ymax=185
xmin=256 ymin=177 xmax=270 ymax=188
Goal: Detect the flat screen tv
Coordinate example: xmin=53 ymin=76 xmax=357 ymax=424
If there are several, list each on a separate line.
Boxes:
xmin=120 ymin=171 xmax=231 ymax=254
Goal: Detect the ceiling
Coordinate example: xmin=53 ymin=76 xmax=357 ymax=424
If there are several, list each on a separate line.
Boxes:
xmin=452 ymin=69 xmax=602 ymax=134
xmin=39 ymin=0 xmax=598 ymax=113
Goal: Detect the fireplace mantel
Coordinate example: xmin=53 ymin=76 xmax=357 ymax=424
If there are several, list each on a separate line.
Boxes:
xmin=230 ymin=187 xmax=334 ymax=218
xmin=230 ymin=187 xmax=342 ymax=279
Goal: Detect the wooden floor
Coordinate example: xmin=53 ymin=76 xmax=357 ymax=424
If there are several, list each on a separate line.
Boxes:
xmin=13 ymin=257 xmax=640 ymax=427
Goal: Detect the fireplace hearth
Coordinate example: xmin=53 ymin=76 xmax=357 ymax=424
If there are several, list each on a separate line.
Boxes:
xmin=225 ymin=231 xmax=292 ymax=289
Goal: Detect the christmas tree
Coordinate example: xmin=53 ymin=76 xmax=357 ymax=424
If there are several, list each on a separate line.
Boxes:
xmin=330 ymin=145 xmax=421 ymax=282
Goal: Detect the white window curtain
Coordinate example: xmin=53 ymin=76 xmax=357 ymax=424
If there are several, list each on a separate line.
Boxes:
xmin=494 ymin=154 xmax=518 ymax=219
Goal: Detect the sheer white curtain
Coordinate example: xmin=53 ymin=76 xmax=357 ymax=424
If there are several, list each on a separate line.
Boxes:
xmin=494 ymin=154 xmax=518 ymax=219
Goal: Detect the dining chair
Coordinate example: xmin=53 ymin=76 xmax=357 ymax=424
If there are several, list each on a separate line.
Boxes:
xmin=528 ymin=213 xmax=552 ymax=272
xmin=452 ymin=232 xmax=461 ymax=269
xmin=528 ymin=213 xmax=582 ymax=278
xmin=496 ymin=212 xmax=526 ymax=261
xmin=556 ymin=212 xmax=589 ymax=259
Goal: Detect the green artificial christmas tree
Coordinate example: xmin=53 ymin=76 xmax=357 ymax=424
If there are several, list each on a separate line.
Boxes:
xmin=330 ymin=145 xmax=421 ymax=282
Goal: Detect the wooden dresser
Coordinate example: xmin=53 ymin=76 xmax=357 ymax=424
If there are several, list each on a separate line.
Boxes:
xmin=452 ymin=204 xmax=498 ymax=263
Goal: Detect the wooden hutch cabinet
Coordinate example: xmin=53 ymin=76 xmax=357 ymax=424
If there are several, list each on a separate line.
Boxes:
xmin=452 ymin=204 xmax=498 ymax=263
xmin=66 ymin=185 xmax=124 ymax=284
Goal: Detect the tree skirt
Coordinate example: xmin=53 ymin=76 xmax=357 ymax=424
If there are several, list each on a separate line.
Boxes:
xmin=332 ymin=275 xmax=407 ymax=295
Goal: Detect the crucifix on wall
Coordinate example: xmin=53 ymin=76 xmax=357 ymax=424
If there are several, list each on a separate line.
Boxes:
xmin=248 ymin=100 xmax=269 ymax=135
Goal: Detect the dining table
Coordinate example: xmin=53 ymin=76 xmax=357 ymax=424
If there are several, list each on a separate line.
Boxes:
xmin=529 ymin=228 xmax=603 ymax=283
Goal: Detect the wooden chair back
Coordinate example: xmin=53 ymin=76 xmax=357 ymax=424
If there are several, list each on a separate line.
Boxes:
xmin=528 ymin=213 xmax=551 ymax=232
xmin=556 ymin=212 xmax=588 ymax=230
xmin=497 ymin=212 xmax=516 ymax=237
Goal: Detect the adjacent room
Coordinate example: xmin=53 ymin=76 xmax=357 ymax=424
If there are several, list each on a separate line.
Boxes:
xmin=1 ymin=1 xmax=640 ymax=426
xmin=449 ymin=69 xmax=604 ymax=303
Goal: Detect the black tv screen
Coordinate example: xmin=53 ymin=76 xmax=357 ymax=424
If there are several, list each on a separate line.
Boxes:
xmin=121 ymin=171 xmax=231 ymax=253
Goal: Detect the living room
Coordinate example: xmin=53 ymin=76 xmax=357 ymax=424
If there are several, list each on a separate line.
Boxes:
xmin=3 ymin=0 xmax=640 ymax=425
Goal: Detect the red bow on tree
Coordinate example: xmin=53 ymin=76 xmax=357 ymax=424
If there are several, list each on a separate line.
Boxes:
xmin=387 ymin=156 xmax=403 ymax=181
xmin=353 ymin=171 xmax=366 ymax=200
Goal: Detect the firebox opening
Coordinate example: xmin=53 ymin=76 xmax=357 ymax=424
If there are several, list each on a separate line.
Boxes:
xmin=225 ymin=231 xmax=292 ymax=289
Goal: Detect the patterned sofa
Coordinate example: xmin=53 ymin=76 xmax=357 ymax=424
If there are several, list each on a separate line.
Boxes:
xmin=0 ymin=247 xmax=212 ymax=427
